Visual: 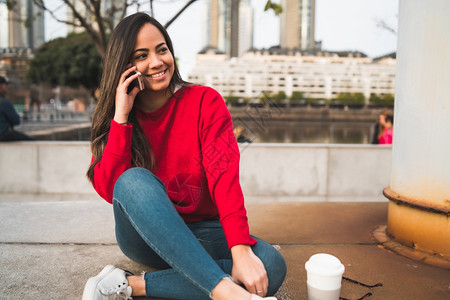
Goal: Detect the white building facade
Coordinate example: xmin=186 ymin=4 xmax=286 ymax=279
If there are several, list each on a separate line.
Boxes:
xmin=188 ymin=49 xmax=396 ymax=102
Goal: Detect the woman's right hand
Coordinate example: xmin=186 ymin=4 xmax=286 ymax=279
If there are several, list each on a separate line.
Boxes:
xmin=114 ymin=65 xmax=141 ymax=124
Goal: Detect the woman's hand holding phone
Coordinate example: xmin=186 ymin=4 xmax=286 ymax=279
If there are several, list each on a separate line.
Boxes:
xmin=114 ymin=66 xmax=141 ymax=124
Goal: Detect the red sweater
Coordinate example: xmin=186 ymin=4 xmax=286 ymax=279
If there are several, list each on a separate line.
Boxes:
xmin=92 ymin=85 xmax=256 ymax=249
xmin=378 ymin=128 xmax=393 ymax=144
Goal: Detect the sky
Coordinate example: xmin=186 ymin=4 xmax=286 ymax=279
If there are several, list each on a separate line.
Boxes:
xmin=44 ymin=0 xmax=399 ymax=78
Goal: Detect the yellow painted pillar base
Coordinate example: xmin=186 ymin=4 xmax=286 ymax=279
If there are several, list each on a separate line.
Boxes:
xmin=383 ymin=187 xmax=450 ymax=261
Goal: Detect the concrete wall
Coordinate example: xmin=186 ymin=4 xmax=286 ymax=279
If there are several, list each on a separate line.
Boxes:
xmin=0 ymin=142 xmax=391 ymax=202
xmin=0 ymin=142 xmax=95 ymax=202
xmin=240 ymin=144 xmax=391 ymax=202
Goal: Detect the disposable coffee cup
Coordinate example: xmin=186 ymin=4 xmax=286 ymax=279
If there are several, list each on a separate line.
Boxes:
xmin=305 ymin=253 xmax=345 ymax=300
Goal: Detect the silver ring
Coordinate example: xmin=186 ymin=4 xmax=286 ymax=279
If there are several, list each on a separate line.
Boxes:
xmin=257 ymin=290 xmax=264 ymax=294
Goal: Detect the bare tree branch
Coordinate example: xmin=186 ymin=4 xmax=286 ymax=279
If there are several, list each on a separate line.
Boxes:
xmin=376 ymin=19 xmax=397 ymax=36
xmin=31 ymin=0 xmax=121 ymax=57
xmin=118 ymin=0 xmax=132 ymax=24
xmin=32 ymin=0 xmax=82 ymax=28
xmin=150 ymin=0 xmax=154 ymax=17
xmin=63 ymin=0 xmax=96 ymax=34
xmin=164 ymin=0 xmax=198 ymax=29
xmin=82 ymin=0 xmax=95 ymax=16
xmin=27 ymin=0 xmax=279 ymax=58
xmin=89 ymin=0 xmax=108 ymax=53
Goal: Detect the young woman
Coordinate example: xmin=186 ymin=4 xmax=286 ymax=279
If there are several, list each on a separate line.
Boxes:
xmin=378 ymin=110 xmax=394 ymax=144
xmin=82 ymin=12 xmax=286 ymax=300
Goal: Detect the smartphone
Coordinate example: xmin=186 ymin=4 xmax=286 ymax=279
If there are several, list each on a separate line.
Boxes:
xmin=126 ymin=71 xmax=144 ymax=94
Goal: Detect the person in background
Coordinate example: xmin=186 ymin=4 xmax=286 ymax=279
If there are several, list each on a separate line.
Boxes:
xmin=234 ymin=125 xmax=253 ymax=143
xmin=370 ymin=119 xmax=380 ymax=145
xmin=82 ymin=13 xmax=285 ymax=300
xmin=378 ymin=110 xmax=394 ymax=145
xmin=0 ymin=76 xmax=33 ymax=142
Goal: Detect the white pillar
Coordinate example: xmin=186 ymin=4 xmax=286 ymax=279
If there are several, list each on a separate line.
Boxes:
xmin=245 ymin=75 xmax=253 ymax=98
xmin=391 ymin=0 xmax=450 ymax=201
xmin=385 ymin=0 xmax=450 ymax=260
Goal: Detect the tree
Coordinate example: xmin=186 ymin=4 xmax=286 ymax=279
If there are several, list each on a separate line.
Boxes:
xmin=331 ymin=93 xmax=365 ymax=108
xmin=224 ymin=95 xmax=240 ymax=105
xmin=369 ymin=93 xmax=394 ymax=107
xmin=23 ymin=0 xmax=282 ymax=89
xmin=16 ymin=0 xmax=282 ymax=58
xmin=27 ymin=32 xmax=102 ymax=92
xmin=351 ymin=92 xmax=365 ymax=106
xmin=259 ymin=91 xmax=272 ymax=101
xmin=272 ymin=91 xmax=287 ymax=103
xmin=336 ymin=93 xmax=365 ymax=105
xmin=290 ymin=91 xmax=304 ymax=101
xmin=381 ymin=94 xmax=394 ymax=106
xmin=28 ymin=0 xmax=131 ymax=57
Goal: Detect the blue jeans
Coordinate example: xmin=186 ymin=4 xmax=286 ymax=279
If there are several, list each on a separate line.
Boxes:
xmin=113 ymin=168 xmax=286 ymax=299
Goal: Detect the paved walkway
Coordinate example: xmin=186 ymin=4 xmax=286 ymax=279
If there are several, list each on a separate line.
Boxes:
xmin=1 ymin=200 xmax=449 ymax=299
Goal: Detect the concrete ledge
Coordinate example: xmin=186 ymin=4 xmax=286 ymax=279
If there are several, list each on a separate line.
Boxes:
xmin=0 ymin=142 xmax=93 ymax=196
xmin=240 ymin=143 xmax=391 ymax=201
xmin=0 ymin=142 xmax=392 ymax=202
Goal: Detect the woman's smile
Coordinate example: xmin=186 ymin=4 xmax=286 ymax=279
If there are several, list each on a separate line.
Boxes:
xmin=147 ymin=69 xmax=167 ymax=79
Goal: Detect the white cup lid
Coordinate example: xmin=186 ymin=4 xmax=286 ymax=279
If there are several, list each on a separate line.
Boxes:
xmin=305 ymin=253 xmax=345 ymax=277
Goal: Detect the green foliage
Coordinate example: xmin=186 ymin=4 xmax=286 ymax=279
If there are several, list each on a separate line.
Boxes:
xmin=264 ymin=0 xmax=283 ymax=15
xmin=369 ymin=93 xmax=394 ymax=107
xmin=224 ymin=96 xmax=240 ymax=104
xmin=273 ymin=91 xmax=287 ymax=103
xmin=259 ymin=91 xmax=272 ymax=100
xmin=332 ymin=93 xmax=365 ymax=106
xmin=290 ymin=91 xmax=304 ymax=101
xmin=369 ymin=94 xmax=381 ymax=104
xmin=381 ymin=94 xmax=395 ymax=106
xmin=27 ymin=32 xmax=102 ymax=91
xmin=6 ymin=0 xmax=15 ymax=10
xmin=352 ymin=92 xmax=365 ymax=104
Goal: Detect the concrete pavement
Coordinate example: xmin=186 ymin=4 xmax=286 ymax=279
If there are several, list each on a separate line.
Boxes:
xmin=1 ymin=200 xmax=449 ymax=299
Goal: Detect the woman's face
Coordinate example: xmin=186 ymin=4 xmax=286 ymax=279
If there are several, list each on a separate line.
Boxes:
xmin=130 ymin=23 xmax=174 ymax=94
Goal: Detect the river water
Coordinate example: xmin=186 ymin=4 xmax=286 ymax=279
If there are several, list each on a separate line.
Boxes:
xmin=237 ymin=120 xmax=377 ymax=144
xmin=20 ymin=120 xmax=377 ymax=144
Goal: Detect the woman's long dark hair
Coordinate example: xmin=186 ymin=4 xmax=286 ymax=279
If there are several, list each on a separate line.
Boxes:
xmin=87 ymin=13 xmax=186 ymax=182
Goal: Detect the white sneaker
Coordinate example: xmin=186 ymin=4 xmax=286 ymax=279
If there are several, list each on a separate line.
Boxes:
xmin=251 ymin=294 xmax=277 ymax=300
xmin=82 ymin=265 xmax=133 ymax=300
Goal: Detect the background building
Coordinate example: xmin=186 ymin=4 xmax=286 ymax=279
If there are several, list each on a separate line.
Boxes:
xmin=205 ymin=0 xmax=226 ymax=53
xmin=0 ymin=0 xmax=44 ymax=97
xmin=204 ymin=0 xmax=253 ymax=57
xmin=280 ymin=0 xmax=316 ymax=50
xmin=188 ymin=48 xmax=396 ymax=102
xmin=0 ymin=0 xmax=45 ymax=50
xmin=238 ymin=0 xmax=254 ymax=56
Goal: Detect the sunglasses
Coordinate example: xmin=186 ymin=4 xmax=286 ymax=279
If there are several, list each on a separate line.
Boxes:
xmin=339 ymin=276 xmax=383 ymax=300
